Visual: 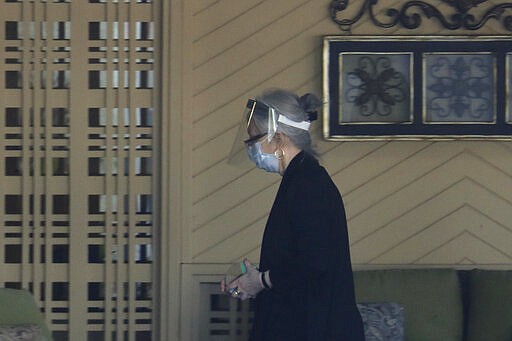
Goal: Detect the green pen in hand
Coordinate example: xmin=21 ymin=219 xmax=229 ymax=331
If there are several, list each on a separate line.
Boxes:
xmin=225 ymin=261 xmax=248 ymax=294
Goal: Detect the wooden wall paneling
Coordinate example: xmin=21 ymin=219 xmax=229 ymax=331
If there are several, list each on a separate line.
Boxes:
xmin=179 ymin=1 xmax=512 ymax=338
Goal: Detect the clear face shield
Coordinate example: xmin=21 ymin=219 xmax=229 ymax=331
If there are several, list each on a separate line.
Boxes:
xmin=228 ymin=99 xmax=278 ymax=165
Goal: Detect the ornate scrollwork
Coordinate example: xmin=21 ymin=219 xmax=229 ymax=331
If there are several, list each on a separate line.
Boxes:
xmin=426 ymin=56 xmax=492 ymax=120
xmin=345 ymin=56 xmax=408 ymax=118
xmin=329 ymin=0 xmax=512 ymax=31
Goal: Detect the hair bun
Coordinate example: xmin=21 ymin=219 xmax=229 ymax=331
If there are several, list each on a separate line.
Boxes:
xmin=307 ymin=111 xmax=318 ymax=122
xmin=299 ymin=93 xmax=321 ymax=121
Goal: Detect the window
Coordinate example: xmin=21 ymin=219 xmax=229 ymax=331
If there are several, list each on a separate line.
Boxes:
xmin=1 ymin=1 xmax=157 ymax=339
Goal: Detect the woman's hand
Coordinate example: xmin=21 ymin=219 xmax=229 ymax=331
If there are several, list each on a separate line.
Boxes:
xmin=220 ymin=277 xmax=227 ymax=293
xmin=227 ymin=259 xmax=265 ymax=300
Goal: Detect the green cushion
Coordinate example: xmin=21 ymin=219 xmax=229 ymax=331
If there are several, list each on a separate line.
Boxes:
xmin=467 ymin=270 xmax=512 ymax=341
xmin=0 ymin=324 xmax=45 ymax=341
xmin=353 ymin=269 xmax=463 ymax=341
xmin=0 ymin=288 xmax=52 ymax=340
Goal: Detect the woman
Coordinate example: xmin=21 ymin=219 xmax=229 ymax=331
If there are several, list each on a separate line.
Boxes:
xmin=224 ymin=89 xmax=365 ymax=340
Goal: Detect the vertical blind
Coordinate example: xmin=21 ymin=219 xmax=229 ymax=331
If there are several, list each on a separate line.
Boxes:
xmin=0 ymin=1 xmax=157 ymax=340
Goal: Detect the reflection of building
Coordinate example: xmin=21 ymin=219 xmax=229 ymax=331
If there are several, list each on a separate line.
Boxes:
xmin=1 ymin=2 xmax=155 ymax=340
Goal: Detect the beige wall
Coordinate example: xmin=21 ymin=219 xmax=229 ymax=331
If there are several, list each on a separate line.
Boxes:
xmin=168 ymin=0 xmax=512 ymax=337
xmin=175 ymin=0 xmax=512 ymax=265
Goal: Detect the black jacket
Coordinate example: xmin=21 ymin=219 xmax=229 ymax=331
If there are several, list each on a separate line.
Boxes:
xmin=250 ymin=152 xmax=365 ymax=341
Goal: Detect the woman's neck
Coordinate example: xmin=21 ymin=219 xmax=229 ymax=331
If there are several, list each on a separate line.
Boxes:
xmin=279 ymin=145 xmax=301 ymax=175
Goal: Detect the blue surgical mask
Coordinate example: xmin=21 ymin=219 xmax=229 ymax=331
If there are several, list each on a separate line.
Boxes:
xmin=247 ymin=141 xmax=279 ymax=173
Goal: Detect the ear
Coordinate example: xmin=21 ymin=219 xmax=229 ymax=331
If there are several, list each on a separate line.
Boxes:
xmin=273 ymin=132 xmax=282 ymax=143
xmin=272 ymin=133 xmax=285 ymax=149
xmin=273 ymin=132 xmax=290 ymax=145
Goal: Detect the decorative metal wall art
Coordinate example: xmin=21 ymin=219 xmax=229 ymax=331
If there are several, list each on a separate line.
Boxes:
xmin=329 ymin=0 xmax=512 ymax=32
xmin=323 ymin=36 xmax=512 ymax=140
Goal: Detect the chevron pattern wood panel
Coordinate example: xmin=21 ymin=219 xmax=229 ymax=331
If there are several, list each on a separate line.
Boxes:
xmin=183 ymin=0 xmax=512 ymax=268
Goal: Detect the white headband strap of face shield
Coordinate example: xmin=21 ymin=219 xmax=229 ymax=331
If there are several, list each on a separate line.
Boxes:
xmin=277 ymin=114 xmax=311 ymax=131
xmin=266 ymin=107 xmax=278 ymax=142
